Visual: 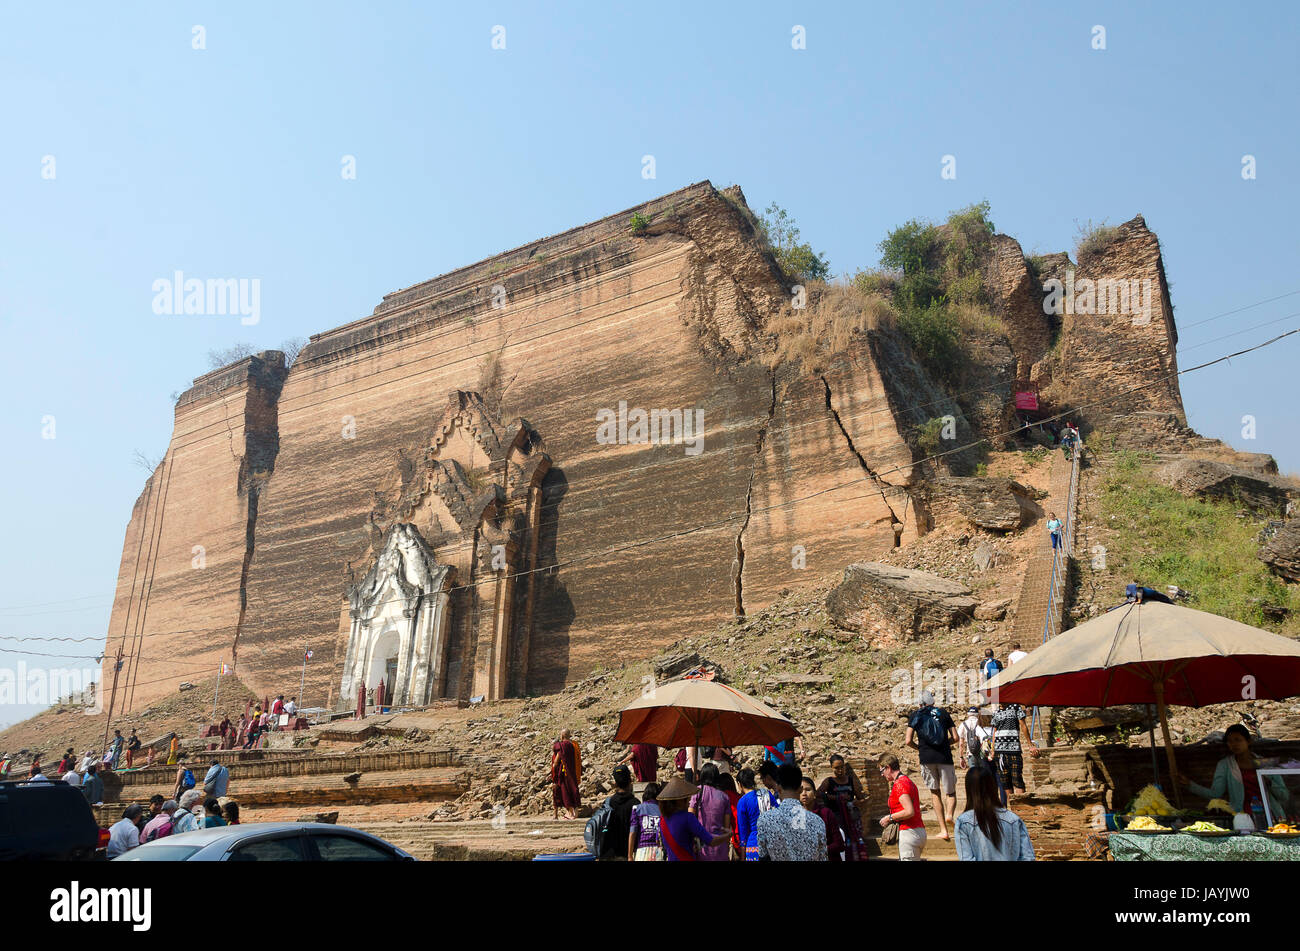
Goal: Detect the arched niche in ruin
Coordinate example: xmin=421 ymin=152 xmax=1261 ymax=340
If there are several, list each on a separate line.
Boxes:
xmin=340 ymin=523 xmax=453 ymax=708
xmin=339 ymin=390 xmax=551 ymax=706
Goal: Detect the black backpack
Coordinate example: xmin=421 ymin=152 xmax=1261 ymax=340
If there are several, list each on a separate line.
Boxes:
xmin=584 ymin=796 xmax=613 ymax=856
xmin=917 ymin=707 xmax=949 ymax=749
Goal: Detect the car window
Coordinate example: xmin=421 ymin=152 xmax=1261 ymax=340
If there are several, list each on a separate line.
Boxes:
xmin=227 ymin=834 xmax=307 ymax=861
xmin=310 ymin=833 xmax=399 ymax=861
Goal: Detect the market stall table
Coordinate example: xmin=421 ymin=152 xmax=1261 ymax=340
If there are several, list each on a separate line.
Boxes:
xmin=1111 ymin=833 xmax=1300 ymax=861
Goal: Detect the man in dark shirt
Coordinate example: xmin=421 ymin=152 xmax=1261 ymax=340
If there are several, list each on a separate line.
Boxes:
xmin=905 ymin=690 xmax=959 ymax=840
xmin=600 ymin=765 xmax=639 ymax=861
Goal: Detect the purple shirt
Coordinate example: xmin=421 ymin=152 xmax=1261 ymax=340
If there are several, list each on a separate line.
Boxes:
xmin=660 ymin=810 xmax=711 ymax=861
xmin=689 ymin=784 xmax=732 ymax=861
xmin=630 ymin=802 xmax=662 ymax=851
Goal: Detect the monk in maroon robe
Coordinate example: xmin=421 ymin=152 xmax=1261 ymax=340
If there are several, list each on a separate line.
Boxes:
xmin=618 ymin=743 xmax=658 ymax=783
xmin=550 ymin=729 xmax=581 ymax=820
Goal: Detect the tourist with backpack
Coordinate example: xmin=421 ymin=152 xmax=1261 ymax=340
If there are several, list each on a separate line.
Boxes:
xmin=587 ymin=765 xmax=638 ymax=860
xmin=981 ymin=649 xmax=1003 ymax=682
xmin=140 ymin=800 xmax=178 ymax=843
xmin=172 ymin=753 xmax=196 ymax=802
xmin=172 ymin=790 xmax=203 ymax=833
xmin=203 ymin=758 xmax=230 ymax=798
xmin=905 ymin=690 xmax=959 ymax=840
xmin=958 ymin=706 xmax=994 ymax=771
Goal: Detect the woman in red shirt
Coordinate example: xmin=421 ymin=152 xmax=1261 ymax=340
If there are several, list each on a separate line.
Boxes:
xmin=879 ymin=754 xmax=927 ymax=860
xmin=717 ymin=772 xmax=743 ymax=860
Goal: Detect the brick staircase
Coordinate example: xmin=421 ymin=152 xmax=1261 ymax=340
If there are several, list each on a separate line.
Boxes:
xmin=1005 ymin=444 xmax=1082 ymax=750
xmin=1009 ymin=450 xmax=1075 ymax=646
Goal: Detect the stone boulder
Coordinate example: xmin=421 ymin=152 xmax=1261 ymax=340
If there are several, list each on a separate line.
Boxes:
xmin=1260 ymin=519 xmax=1300 ymax=581
xmin=826 ymin=562 xmax=977 ymax=637
xmin=1157 ymin=458 xmax=1294 ymax=514
xmin=652 ymin=651 xmax=701 ymax=680
xmin=975 ymin=598 xmax=1012 ymax=621
xmin=1056 ymin=705 xmax=1149 ymax=733
xmin=924 ymin=477 xmax=1038 ymax=532
xmin=972 ymin=542 xmax=997 ymax=572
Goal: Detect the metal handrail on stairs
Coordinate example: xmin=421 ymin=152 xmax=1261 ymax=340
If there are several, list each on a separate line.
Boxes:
xmin=1030 ymin=440 xmax=1082 ymax=742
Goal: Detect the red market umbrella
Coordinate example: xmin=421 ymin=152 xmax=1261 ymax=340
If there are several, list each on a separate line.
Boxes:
xmin=982 ymin=601 xmax=1300 ymax=806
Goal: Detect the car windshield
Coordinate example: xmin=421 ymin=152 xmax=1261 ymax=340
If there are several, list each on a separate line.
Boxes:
xmin=114 ymin=844 xmax=202 ymax=861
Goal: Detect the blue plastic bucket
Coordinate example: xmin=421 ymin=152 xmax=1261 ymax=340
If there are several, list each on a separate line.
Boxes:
xmin=532 ymin=852 xmax=595 ymax=861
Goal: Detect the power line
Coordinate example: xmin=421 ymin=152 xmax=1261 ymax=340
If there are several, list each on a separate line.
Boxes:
xmin=0 ymin=646 xmax=101 ymax=660
xmin=7 ymin=329 xmax=1297 ymax=658
xmin=1179 ymin=289 xmax=1300 ymax=330
xmin=0 ymin=593 xmax=115 ymax=613
xmin=1177 ymin=311 xmax=1300 ymax=353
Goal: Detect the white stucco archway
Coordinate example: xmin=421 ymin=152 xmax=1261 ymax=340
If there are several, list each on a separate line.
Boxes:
xmin=366 ymin=628 xmax=401 ymax=692
xmin=340 ymin=524 xmax=453 ymax=708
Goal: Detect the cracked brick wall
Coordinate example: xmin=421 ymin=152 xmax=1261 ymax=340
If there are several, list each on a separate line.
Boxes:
xmin=104 ymin=183 xmax=970 ymax=708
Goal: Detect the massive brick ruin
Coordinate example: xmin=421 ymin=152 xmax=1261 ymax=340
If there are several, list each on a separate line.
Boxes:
xmin=104 ymin=182 xmax=1185 ymax=712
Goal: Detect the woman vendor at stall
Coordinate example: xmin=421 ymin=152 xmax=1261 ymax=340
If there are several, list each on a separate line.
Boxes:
xmin=1179 ymin=724 xmax=1289 ymax=817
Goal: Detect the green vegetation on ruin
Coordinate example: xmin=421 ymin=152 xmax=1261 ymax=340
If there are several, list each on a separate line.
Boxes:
xmin=874 ymin=201 xmax=999 ymax=378
xmin=756 ymin=203 xmax=830 ymax=282
xmin=1074 ymin=218 xmax=1121 ymax=261
xmin=1094 ymin=450 xmax=1300 ymax=635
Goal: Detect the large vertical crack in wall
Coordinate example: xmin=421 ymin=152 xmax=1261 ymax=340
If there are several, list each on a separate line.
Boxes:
xmin=820 ymin=375 xmax=907 ymax=546
xmin=733 ymin=374 xmax=777 ymax=618
xmin=229 ymin=354 xmax=287 ymax=669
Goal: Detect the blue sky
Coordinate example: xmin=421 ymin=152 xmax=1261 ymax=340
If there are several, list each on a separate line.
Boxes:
xmin=2 ymin=2 xmax=1297 ymax=727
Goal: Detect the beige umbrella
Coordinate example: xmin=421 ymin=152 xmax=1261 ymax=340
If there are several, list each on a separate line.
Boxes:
xmin=982 ymin=601 xmax=1300 ymax=806
xmin=614 ymin=678 xmax=800 ymax=754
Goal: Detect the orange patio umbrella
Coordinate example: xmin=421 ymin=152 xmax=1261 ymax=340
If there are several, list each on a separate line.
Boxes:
xmin=615 ymin=678 xmax=800 ymax=753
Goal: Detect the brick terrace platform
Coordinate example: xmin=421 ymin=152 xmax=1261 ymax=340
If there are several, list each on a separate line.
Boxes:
xmin=94 ymin=748 xmax=469 ymax=825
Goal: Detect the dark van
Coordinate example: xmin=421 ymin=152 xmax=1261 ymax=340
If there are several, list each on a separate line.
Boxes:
xmin=0 ymin=781 xmax=102 ymax=860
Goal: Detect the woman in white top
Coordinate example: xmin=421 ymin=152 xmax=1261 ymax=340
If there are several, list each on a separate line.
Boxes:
xmin=955 ymin=767 xmax=1034 ymax=861
xmin=957 ymin=707 xmax=995 ymax=770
